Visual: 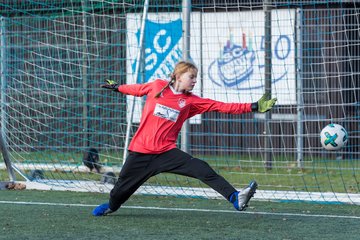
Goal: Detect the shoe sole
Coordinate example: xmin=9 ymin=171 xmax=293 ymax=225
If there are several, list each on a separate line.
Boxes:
xmin=103 ymin=209 xmax=114 ymax=216
xmin=239 ymin=181 xmax=258 ymax=211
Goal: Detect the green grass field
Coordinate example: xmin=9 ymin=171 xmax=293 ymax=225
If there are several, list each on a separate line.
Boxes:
xmin=1 ymin=189 xmax=359 ymax=240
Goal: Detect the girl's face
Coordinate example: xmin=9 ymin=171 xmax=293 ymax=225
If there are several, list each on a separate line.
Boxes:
xmin=175 ymin=69 xmax=198 ymax=92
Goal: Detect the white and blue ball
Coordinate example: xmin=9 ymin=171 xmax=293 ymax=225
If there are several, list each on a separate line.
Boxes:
xmin=320 ymin=123 xmax=348 ymax=151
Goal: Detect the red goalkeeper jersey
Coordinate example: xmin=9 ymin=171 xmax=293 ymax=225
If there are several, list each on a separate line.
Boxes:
xmin=118 ymin=79 xmax=252 ymax=154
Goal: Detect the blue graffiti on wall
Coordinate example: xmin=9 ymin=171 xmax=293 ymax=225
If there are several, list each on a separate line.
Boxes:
xmin=208 ymin=34 xmax=291 ymax=90
xmin=208 ymin=41 xmax=256 ymax=88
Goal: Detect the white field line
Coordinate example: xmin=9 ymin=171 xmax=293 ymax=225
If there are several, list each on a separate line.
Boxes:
xmin=2 ymin=163 xmax=360 ymax=205
xmin=0 ymin=200 xmax=360 ymax=220
xmin=22 ymin=181 xmax=360 ymax=205
xmin=0 ymin=162 xmax=121 ymax=173
xmin=2 ymin=180 xmax=360 ymax=205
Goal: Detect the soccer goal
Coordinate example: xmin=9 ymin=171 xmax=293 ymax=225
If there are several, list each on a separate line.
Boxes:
xmin=0 ymin=0 xmax=359 ymax=204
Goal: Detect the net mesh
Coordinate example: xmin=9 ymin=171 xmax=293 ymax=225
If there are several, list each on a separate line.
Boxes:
xmin=0 ymin=0 xmax=359 ymax=203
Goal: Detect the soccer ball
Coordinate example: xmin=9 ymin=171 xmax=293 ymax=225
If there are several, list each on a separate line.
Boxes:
xmin=320 ymin=123 xmax=348 ymax=150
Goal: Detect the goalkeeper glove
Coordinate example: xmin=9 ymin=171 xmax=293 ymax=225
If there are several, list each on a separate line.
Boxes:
xmin=251 ymin=93 xmax=277 ymax=113
xmin=101 ymin=79 xmax=119 ymax=91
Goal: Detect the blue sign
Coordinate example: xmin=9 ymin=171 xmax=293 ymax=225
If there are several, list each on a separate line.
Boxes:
xmin=132 ymin=19 xmax=183 ymax=83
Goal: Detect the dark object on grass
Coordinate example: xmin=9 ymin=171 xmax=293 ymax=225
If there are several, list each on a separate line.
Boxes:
xmin=83 ymin=148 xmax=101 ymax=173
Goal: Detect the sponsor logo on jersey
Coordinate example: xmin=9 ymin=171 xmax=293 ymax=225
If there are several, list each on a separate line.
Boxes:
xmin=154 ymin=103 xmax=180 ymax=122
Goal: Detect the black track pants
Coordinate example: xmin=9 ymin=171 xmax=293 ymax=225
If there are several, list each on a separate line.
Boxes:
xmin=109 ymin=148 xmax=237 ymax=211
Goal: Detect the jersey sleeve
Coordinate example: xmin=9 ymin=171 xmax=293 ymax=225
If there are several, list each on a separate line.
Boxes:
xmin=117 ymin=81 xmax=155 ymax=97
xmin=189 ymin=95 xmax=252 ymax=117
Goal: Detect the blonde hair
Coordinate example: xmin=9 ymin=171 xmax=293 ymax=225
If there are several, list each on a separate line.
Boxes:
xmin=155 ymin=61 xmax=198 ymax=98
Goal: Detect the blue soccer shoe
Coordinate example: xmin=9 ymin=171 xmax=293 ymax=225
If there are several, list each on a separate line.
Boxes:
xmin=92 ymin=203 xmax=113 ymax=216
xmin=230 ymin=180 xmax=258 ymax=211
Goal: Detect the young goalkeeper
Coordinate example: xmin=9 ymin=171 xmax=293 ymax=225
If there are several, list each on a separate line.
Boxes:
xmin=93 ymin=61 xmax=277 ymax=216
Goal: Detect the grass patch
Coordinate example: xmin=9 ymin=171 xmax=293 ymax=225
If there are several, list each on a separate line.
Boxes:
xmin=1 ymin=190 xmax=360 ymax=240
